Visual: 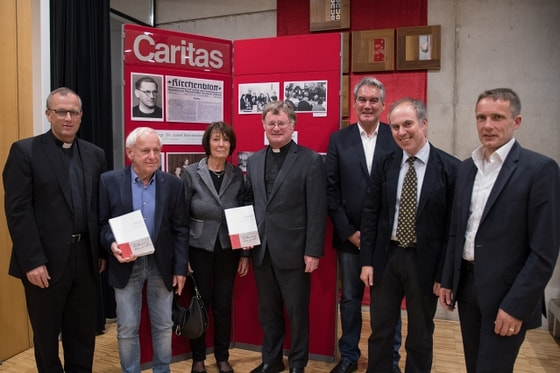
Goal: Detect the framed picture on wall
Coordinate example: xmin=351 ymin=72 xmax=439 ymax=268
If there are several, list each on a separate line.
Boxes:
xmin=396 ymin=25 xmax=441 ymax=70
xmin=310 ymin=0 xmax=350 ymax=32
xmin=352 ymin=29 xmax=395 ymax=72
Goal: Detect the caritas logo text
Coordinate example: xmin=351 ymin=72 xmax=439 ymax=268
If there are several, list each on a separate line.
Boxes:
xmin=124 ymin=26 xmax=231 ymax=73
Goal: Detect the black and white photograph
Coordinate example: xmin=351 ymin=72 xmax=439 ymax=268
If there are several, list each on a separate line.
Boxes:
xmin=166 ymin=152 xmax=206 ymax=178
xmin=283 ymin=80 xmax=327 ymax=113
xmin=131 ymin=73 xmax=164 ymax=121
xmin=238 ymin=82 xmax=280 ymax=114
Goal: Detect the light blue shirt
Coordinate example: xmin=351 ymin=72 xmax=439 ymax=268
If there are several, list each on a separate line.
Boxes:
xmin=131 ymin=168 xmax=156 ymax=238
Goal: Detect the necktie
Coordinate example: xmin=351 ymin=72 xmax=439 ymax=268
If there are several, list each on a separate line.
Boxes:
xmin=396 ymin=156 xmax=417 ymax=247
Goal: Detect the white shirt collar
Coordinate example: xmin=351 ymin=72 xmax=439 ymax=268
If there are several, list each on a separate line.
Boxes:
xmin=402 ymin=141 xmax=430 ymax=166
xmin=472 ymin=138 xmax=516 ymax=170
xmin=357 ymin=122 xmax=379 ymax=138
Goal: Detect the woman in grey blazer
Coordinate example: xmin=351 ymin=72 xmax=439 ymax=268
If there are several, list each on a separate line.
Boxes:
xmin=182 ymin=122 xmax=249 ymax=373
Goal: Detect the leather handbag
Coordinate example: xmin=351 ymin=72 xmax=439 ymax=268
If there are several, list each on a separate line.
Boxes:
xmin=172 ymin=272 xmax=209 ymax=339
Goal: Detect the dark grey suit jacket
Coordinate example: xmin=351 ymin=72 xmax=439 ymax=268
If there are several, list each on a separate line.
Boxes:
xmin=245 ymin=141 xmax=328 ymax=269
xmin=441 ymin=141 xmax=560 ymax=328
xmin=98 ymin=166 xmax=189 ymax=290
xmin=361 ymin=144 xmax=460 ymax=296
xmin=4 ymin=130 xmax=107 ymax=283
xmin=325 ymin=122 xmax=399 ymax=254
xmin=183 ymin=158 xmax=245 ymax=251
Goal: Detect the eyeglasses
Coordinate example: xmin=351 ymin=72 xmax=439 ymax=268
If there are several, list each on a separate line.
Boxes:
xmin=139 ymin=90 xmax=158 ymax=96
xmin=264 ymin=121 xmax=291 ymax=128
xmin=48 ymin=109 xmax=81 ymax=118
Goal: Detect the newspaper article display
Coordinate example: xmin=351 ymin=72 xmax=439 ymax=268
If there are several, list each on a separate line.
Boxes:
xmin=166 ymin=75 xmax=224 ymax=123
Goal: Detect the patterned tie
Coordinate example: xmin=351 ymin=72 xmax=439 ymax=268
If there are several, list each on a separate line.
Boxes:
xmin=396 ymin=156 xmax=417 ymax=247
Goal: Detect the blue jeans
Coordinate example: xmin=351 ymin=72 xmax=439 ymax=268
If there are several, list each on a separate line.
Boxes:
xmin=337 ymin=251 xmax=401 ymax=365
xmin=114 ymin=256 xmax=173 ymax=373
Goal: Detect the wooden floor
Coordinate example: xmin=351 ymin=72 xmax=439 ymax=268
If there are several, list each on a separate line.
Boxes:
xmin=2 ymin=312 xmax=560 ymax=372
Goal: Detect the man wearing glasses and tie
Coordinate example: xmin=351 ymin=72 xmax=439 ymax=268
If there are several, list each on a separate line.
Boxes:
xmin=133 ymin=75 xmax=163 ymax=119
xmin=360 ymin=98 xmax=459 ymax=373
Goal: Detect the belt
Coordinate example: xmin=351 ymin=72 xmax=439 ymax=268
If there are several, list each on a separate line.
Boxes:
xmin=69 ymin=232 xmax=88 ymax=244
xmin=462 ymin=259 xmax=475 ymax=272
xmin=390 ymin=240 xmax=416 ymax=248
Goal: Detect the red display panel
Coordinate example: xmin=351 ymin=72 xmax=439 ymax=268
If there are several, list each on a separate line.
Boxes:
xmin=232 ymin=33 xmax=342 ymax=360
xmin=122 ymin=24 xmax=232 ymax=364
xmin=123 ymin=24 xmax=232 ymax=175
xmin=124 ymin=25 xmax=343 ymax=364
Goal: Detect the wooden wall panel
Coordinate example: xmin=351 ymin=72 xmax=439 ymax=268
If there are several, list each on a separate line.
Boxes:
xmin=0 ymin=0 xmax=34 ymax=361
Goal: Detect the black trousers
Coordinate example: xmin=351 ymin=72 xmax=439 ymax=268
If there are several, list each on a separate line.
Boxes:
xmin=189 ymin=245 xmax=240 ymax=362
xmin=457 ymin=263 xmax=527 ymax=373
xmin=367 ymin=244 xmax=437 ymax=373
xmin=253 ymin=251 xmax=311 ymax=369
xmin=23 ymin=239 xmax=97 ymax=373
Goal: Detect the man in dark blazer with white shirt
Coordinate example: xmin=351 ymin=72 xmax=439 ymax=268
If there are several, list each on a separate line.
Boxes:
xmin=325 ymin=77 xmax=401 ymax=373
xmin=439 ymin=88 xmax=560 ymax=373
xmin=246 ymin=100 xmax=327 ymax=373
xmin=360 ymin=98 xmax=459 ymax=373
xmin=98 ymin=127 xmax=188 ymax=373
xmin=4 ymin=87 xmax=107 ymax=373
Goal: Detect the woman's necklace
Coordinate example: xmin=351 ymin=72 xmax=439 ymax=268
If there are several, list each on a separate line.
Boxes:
xmin=209 ymin=169 xmax=225 ymax=178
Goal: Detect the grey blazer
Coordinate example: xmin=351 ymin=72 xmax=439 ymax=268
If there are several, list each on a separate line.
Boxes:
xmin=183 ymin=158 xmax=245 ymax=251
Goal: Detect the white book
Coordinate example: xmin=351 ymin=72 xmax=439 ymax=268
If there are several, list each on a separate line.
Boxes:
xmin=108 ymin=210 xmax=155 ymax=258
xmin=224 ymin=205 xmax=261 ymax=249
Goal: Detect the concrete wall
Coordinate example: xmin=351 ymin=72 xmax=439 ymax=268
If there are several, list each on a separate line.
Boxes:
xmin=428 ymin=0 xmax=560 ymax=323
xmin=156 ymin=0 xmax=277 ymax=40
xmin=154 ymin=0 xmax=560 ymax=326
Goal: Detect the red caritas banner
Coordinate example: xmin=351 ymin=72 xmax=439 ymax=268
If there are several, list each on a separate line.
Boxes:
xmin=123 ymin=24 xmax=231 ymax=73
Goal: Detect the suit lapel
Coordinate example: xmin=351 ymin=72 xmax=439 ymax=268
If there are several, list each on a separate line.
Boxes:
xmin=348 ymin=125 xmax=369 ymax=177
xmin=77 ymin=140 xmax=94 ymax=211
xmin=120 ymin=167 xmax=134 ymax=213
xmin=417 ymin=146 xmax=440 ymax=215
xmin=460 ymin=160 xmax=478 ymax=228
xmin=251 ymin=150 xmax=267 ymax=204
xmin=153 ymin=170 xmax=166 ymax=241
xmin=41 ymin=133 xmax=73 ymax=211
xmin=386 ymin=152 xmax=401 ymax=226
xmin=481 ymin=142 xmax=520 ymax=223
xmin=198 ymin=159 xmax=222 ymax=203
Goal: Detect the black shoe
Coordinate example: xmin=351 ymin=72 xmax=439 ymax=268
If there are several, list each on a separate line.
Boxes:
xmin=250 ymin=361 xmax=285 ymax=373
xmin=218 ymin=360 xmax=234 ymax=373
xmin=191 ymin=360 xmax=207 ymax=373
xmin=289 ymin=369 xmax=304 ymax=373
xmin=330 ymin=360 xmax=358 ymax=373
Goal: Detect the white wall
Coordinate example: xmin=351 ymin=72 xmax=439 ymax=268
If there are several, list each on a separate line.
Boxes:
xmin=428 ymin=0 xmax=560 ymax=162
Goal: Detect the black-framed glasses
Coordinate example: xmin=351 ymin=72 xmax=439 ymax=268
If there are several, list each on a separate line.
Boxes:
xmin=48 ymin=109 xmax=81 ymax=118
xmin=139 ymin=90 xmax=158 ymax=96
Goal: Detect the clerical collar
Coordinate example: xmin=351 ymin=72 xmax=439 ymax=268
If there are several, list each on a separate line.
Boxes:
xmin=53 ymin=136 xmax=74 ymax=149
xmin=269 ymin=141 xmax=292 ymax=154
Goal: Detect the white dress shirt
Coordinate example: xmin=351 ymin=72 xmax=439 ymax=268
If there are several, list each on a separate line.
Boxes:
xmin=358 ymin=122 xmax=379 ymax=174
xmin=462 ymin=138 xmax=516 ymax=261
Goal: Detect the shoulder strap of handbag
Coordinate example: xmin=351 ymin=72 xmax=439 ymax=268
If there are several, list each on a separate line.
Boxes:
xmin=187 ymin=272 xmax=202 ymax=298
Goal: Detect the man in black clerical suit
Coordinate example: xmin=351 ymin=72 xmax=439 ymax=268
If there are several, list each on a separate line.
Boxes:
xmin=246 ymin=100 xmax=327 ymax=373
xmin=4 ymin=87 xmax=107 ymax=373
